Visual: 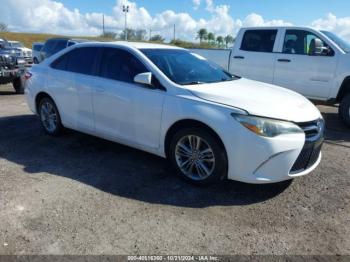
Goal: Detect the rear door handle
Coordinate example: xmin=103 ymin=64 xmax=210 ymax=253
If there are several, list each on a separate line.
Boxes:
xmin=277 ymin=59 xmax=291 ymax=63
xmin=234 ymin=56 xmax=245 ymax=59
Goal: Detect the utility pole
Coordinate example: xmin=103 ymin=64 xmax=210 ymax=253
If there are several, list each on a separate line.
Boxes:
xmin=173 ymin=24 xmax=176 ymax=41
xmin=149 ymin=29 xmax=152 ymax=41
xmin=122 ymin=5 xmax=129 ymax=41
xmin=102 ymin=14 xmax=105 ymax=36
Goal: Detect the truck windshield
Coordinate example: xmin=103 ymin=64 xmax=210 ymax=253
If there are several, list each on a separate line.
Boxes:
xmin=140 ymin=49 xmax=236 ymax=85
xmin=321 ymin=31 xmax=350 ymax=53
xmin=10 ymin=42 xmax=24 ymax=48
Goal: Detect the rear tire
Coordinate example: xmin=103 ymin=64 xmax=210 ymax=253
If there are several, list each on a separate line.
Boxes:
xmin=339 ymin=93 xmax=350 ymax=128
xmin=13 ymin=77 xmax=25 ymax=94
xmin=38 ymin=97 xmax=63 ymax=136
xmin=169 ymin=128 xmax=227 ymax=186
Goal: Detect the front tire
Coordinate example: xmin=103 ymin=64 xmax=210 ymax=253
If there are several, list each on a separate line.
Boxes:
xmin=169 ymin=128 xmax=227 ymax=186
xmin=339 ymin=93 xmax=350 ymax=128
xmin=38 ymin=97 xmax=63 ymax=136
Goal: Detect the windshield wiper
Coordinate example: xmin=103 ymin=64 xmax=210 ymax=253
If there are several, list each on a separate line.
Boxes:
xmin=181 ymin=81 xmax=205 ymax=85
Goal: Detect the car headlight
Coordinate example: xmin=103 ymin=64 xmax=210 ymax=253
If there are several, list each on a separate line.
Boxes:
xmin=232 ymin=113 xmax=303 ymax=137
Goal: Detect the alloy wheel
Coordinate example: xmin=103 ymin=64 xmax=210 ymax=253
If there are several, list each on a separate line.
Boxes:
xmin=175 ymin=135 xmax=216 ymax=181
xmin=40 ymin=101 xmax=58 ymax=133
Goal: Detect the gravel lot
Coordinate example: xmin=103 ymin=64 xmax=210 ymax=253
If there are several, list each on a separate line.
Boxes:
xmin=0 ymin=84 xmax=349 ymax=255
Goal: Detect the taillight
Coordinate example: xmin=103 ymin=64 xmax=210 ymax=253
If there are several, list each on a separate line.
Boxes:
xmin=25 ymin=72 xmax=32 ymax=80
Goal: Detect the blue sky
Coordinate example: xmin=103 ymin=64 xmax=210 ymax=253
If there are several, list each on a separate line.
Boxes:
xmin=59 ymin=0 xmax=350 ymax=26
xmin=2 ymin=0 xmax=350 ymax=41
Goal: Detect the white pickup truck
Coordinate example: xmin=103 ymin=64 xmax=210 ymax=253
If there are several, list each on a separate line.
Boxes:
xmin=191 ymin=26 xmax=350 ymax=127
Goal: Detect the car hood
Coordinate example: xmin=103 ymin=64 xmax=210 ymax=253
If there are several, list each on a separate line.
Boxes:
xmin=185 ymin=78 xmax=321 ymax=123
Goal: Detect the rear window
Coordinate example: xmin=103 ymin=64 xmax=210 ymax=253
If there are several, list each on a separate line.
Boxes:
xmin=241 ymin=30 xmax=277 ymax=53
xmin=51 ymin=47 xmax=98 ymax=76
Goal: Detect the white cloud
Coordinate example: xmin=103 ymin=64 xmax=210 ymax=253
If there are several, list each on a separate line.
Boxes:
xmin=311 ymin=13 xmax=350 ymax=41
xmin=242 ymin=13 xmax=292 ymax=28
xmin=13 ymin=0 xmax=350 ymax=43
xmin=206 ymin=0 xmax=214 ymax=12
xmin=192 ymin=0 xmax=201 ymax=10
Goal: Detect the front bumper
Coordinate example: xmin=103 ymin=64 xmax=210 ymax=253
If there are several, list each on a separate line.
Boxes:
xmin=225 ymin=118 xmax=324 ymax=184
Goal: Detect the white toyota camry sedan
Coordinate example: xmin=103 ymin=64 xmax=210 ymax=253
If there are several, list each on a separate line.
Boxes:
xmin=25 ymin=42 xmax=324 ymax=185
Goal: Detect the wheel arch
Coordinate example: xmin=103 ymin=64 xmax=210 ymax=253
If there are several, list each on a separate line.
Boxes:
xmin=35 ymin=92 xmax=54 ymax=114
xmin=164 ymin=119 xmax=227 ymax=159
xmin=337 ymin=76 xmax=350 ymax=102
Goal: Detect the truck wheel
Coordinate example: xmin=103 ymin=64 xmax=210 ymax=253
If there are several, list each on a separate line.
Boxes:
xmin=339 ymin=93 xmax=350 ymax=128
xmin=13 ymin=77 xmax=25 ymax=94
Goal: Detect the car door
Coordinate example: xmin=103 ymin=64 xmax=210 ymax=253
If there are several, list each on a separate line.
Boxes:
xmin=230 ymin=29 xmax=279 ymax=83
xmin=273 ymin=29 xmax=338 ymax=100
xmin=93 ymin=47 xmax=165 ymax=149
xmin=48 ymin=47 xmax=97 ymax=132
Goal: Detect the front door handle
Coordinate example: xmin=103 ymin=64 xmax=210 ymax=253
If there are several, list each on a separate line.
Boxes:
xmin=234 ymin=56 xmax=245 ymax=59
xmin=277 ymin=59 xmax=291 ymax=63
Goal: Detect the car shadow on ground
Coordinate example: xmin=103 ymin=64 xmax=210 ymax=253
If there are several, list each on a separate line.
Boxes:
xmin=0 ymin=115 xmax=293 ymax=208
xmin=0 ymin=90 xmax=17 ymax=96
xmin=322 ymin=111 xmax=350 ymax=145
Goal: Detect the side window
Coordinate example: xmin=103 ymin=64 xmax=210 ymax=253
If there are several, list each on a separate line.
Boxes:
xmin=66 ymin=47 xmax=98 ymax=75
xmin=51 ymin=53 xmax=69 ymax=71
xmin=41 ymin=41 xmax=53 ymax=53
xmin=98 ymin=48 xmax=147 ymax=83
xmin=53 ymin=40 xmax=68 ymax=53
xmin=33 ymin=45 xmax=42 ymax=51
xmin=51 ymin=47 xmax=98 ymax=75
xmin=283 ymin=30 xmax=330 ymax=55
xmin=241 ymin=30 xmax=277 ymax=53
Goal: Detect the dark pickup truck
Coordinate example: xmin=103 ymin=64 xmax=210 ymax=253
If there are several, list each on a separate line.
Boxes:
xmin=0 ymin=48 xmax=26 ymax=94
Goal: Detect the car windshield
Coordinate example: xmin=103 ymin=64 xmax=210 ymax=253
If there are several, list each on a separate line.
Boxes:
xmin=140 ymin=49 xmax=236 ymax=85
xmin=321 ymin=31 xmax=350 ymax=53
xmin=11 ymin=42 xmax=24 ymax=48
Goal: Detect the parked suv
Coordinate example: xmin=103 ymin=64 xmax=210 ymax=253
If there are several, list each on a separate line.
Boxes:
xmin=40 ymin=38 xmax=88 ymax=61
xmin=25 ymin=42 xmax=324 ymax=185
xmin=193 ymin=27 xmax=350 ymax=127
xmin=32 ymin=42 xmax=44 ymax=64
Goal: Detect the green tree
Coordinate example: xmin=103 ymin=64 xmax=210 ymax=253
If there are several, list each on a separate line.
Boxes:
xmin=224 ymin=35 xmax=235 ymax=48
xmin=216 ymin=36 xmax=224 ymax=47
xmin=207 ymin=32 xmax=215 ymax=44
xmin=197 ymin=28 xmax=208 ymax=43
xmin=0 ymin=23 xmax=8 ymax=32
xmin=100 ymin=31 xmax=117 ymax=39
xmin=135 ymin=29 xmax=147 ymax=41
xmin=150 ymin=34 xmax=165 ymax=42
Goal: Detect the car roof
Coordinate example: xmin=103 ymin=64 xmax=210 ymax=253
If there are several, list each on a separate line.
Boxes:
xmin=68 ymin=39 xmax=90 ymax=43
xmin=76 ymin=41 xmax=184 ymax=50
xmin=240 ymin=26 xmax=321 ymax=31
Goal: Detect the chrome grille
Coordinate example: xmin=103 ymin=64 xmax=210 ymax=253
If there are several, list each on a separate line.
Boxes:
xmin=290 ymin=119 xmax=324 ymax=174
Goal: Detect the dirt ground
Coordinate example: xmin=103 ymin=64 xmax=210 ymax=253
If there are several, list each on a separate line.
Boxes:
xmin=0 ymin=84 xmax=349 ymax=255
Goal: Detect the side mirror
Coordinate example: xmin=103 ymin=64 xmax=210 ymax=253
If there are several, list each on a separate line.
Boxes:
xmin=134 ymin=72 xmax=152 ymax=86
xmin=312 ymin=38 xmax=331 ymax=56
